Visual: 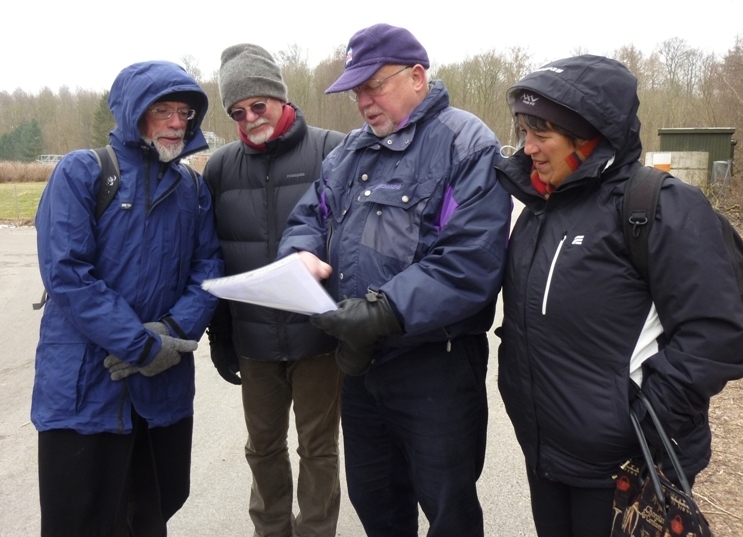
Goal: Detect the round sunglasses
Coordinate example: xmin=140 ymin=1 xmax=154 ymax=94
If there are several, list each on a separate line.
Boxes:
xmin=229 ymin=98 xmax=271 ymax=122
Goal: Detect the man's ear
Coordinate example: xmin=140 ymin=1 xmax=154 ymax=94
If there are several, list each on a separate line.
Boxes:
xmin=410 ymin=64 xmax=428 ymax=92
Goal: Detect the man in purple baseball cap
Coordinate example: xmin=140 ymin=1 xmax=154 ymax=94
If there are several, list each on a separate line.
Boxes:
xmin=277 ymin=23 xmax=511 ymax=536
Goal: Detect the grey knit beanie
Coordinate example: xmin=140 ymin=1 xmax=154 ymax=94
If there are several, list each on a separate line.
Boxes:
xmin=219 ymin=44 xmax=288 ymax=113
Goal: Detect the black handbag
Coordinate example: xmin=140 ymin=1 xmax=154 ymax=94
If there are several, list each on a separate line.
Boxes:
xmin=611 ymin=389 xmax=713 ymax=537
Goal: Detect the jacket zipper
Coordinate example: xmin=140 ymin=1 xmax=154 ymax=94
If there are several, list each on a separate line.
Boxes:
xmin=542 ymin=233 xmax=567 ymax=315
xmin=326 ymin=219 xmax=334 ymax=265
xmin=149 ymin=163 xmax=179 ymax=215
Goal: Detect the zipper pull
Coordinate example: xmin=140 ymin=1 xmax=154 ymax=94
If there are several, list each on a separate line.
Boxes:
xmin=446 ymin=340 xmax=451 ymax=352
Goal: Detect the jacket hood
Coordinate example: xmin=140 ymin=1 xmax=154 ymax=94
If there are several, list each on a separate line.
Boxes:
xmin=507 ymin=55 xmax=642 ymax=167
xmin=108 ymin=61 xmax=208 ymax=152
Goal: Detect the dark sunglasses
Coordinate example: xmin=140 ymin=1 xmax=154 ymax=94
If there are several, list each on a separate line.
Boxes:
xmin=229 ymin=98 xmax=270 ymax=122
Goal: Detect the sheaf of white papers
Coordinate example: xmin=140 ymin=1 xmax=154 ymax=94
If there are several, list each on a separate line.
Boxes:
xmin=201 ymin=253 xmax=337 ymax=315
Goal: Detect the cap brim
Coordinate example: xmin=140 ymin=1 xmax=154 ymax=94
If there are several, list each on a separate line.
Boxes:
xmin=324 ymin=63 xmax=382 ymax=94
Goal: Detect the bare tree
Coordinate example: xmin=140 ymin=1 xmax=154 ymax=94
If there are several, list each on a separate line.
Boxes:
xmin=181 ymin=54 xmax=204 ymax=84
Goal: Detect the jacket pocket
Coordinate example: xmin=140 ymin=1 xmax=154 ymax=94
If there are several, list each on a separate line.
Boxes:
xmin=359 ymin=176 xmax=440 ymax=266
xmin=33 ymin=342 xmax=99 ymax=416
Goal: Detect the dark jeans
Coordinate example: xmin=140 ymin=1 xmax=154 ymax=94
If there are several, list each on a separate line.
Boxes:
xmin=38 ymin=412 xmax=193 ymax=537
xmin=341 ymin=334 xmax=489 ymax=537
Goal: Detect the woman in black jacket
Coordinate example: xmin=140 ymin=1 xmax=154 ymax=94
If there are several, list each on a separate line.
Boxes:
xmin=495 ymin=54 xmax=743 ymax=536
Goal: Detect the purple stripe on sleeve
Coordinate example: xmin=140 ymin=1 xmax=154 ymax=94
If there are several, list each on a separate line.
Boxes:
xmin=319 ymin=180 xmax=329 ymax=220
xmin=434 ymin=186 xmax=458 ymax=232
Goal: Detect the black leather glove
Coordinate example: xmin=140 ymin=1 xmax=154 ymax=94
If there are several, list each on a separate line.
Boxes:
xmin=311 ymin=291 xmax=402 ymax=375
xmin=206 ymin=326 xmax=241 ymax=385
xmin=104 ymin=334 xmax=198 ymax=381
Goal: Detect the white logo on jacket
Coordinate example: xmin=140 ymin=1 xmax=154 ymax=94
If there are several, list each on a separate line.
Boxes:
xmin=572 ymin=235 xmax=584 ymax=245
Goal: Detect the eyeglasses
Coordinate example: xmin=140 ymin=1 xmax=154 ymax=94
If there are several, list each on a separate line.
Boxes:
xmin=229 ymin=98 xmax=271 ymax=122
xmin=148 ymin=107 xmax=196 ymax=121
xmin=347 ymin=66 xmax=411 ymax=102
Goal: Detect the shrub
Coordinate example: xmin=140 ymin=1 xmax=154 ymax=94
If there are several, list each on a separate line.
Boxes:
xmin=0 ymin=161 xmax=55 ymax=184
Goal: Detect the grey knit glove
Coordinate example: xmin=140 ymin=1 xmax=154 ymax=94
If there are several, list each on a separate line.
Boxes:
xmin=144 ymin=321 xmax=170 ymax=337
xmin=104 ymin=329 xmax=198 ymax=381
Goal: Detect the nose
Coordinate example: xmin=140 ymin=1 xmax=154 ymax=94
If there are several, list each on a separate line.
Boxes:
xmin=243 ymin=109 xmax=262 ymax=123
xmin=523 ymin=133 xmax=538 ymax=156
xmin=356 ymin=90 xmax=374 ymax=108
xmin=166 ymin=113 xmax=187 ymax=129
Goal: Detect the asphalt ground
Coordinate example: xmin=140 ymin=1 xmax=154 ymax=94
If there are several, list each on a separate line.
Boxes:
xmin=0 ymin=224 xmax=536 ymax=536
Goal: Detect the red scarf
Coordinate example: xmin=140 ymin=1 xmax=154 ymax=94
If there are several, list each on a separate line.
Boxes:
xmin=530 ymin=136 xmax=602 ymax=198
xmin=238 ymin=104 xmax=296 ymax=151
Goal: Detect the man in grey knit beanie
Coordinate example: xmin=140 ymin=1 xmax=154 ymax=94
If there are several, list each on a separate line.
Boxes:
xmin=204 ymin=43 xmax=345 ymax=537
xmin=218 ymin=44 xmax=288 ymax=114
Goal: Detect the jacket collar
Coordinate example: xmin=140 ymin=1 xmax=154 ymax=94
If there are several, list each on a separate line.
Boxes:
xmin=347 ymin=80 xmax=450 ymax=152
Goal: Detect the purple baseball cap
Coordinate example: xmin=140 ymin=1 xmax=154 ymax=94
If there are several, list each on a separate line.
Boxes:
xmin=325 ymin=24 xmax=430 ymax=94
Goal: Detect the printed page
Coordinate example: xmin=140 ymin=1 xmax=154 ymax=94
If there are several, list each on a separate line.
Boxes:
xmin=201 ymin=253 xmax=337 ymax=315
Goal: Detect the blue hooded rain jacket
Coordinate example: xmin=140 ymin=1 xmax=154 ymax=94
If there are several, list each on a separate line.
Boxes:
xmin=33 ymin=61 xmax=223 ymax=434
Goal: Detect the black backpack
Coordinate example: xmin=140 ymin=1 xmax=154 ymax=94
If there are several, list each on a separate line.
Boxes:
xmin=622 ymin=165 xmax=743 ymax=302
xmin=32 ymin=145 xmax=199 ymax=309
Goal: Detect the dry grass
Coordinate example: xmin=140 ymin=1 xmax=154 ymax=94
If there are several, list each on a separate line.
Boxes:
xmin=694 ymin=379 xmax=743 ymax=536
xmin=0 ymin=161 xmax=54 ymax=183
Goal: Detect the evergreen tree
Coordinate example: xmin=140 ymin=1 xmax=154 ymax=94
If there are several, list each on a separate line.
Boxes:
xmin=91 ymin=91 xmax=115 ymax=147
xmin=0 ymin=119 xmax=43 ymax=161
xmin=19 ymin=119 xmax=44 ymax=161
xmin=0 ymin=130 xmax=16 ymax=160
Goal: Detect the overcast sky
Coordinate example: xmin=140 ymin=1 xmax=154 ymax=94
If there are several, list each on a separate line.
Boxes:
xmin=3 ymin=0 xmax=741 ymax=94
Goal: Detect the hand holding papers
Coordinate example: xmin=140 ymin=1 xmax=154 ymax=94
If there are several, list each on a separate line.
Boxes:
xmin=201 ymin=253 xmax=337 ymax=315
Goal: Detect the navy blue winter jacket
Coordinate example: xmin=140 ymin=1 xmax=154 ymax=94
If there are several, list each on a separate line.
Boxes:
xmin=278 ymin=81 xmax=511 ymax=362
xmin=33 ymin=61 xmax=224 ymax=434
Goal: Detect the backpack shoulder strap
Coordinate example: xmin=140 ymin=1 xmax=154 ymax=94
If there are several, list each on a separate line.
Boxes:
xmin=34 ymin=145 xmax=120 ymax=310
xmin=181 ymin=163 xmax=199 ymax=190
xmin=622 ymin=166 xmax=670 ymax=281
xmin=92 ymin=145 xmax=120 ymax=220
xmin=180 ymin=162 xmax=201 ymax=213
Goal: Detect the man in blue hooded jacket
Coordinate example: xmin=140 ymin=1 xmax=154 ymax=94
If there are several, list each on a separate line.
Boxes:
xmin=33 ymin=60 xmax=223 ymax=536
xmin=278 ymin=24 xmax=511 ymax=537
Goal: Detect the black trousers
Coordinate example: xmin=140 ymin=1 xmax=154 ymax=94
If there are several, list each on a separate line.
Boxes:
xmin=527 ymin=460 xmax=698 ymax=536
xmin=38 ymin=412 xmax=193 ymax=537
xmin=526 ymin=469 xmax=616 ymax=537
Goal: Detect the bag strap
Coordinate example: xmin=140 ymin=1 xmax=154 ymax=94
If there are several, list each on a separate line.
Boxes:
xmin=91 ymin=145 xmax=121 ymax=221
xmin=629 ymin=388 xmax=694 ymax=505
xmin=33 ymin=146 xmax=120 ymax=311
xmin=181 ymin=163 xmax=198 ymax=189
xmin=623 ymin=166 xmax=670 ymax=280
xmin=33 ymin=151 xmax=196 ymax=312
xmin=180 ymin=162 xmax=200 ymax=214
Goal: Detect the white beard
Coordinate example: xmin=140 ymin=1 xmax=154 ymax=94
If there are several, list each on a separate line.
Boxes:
xmin=243 ymin=118 xmax=274 ymax=145
xmin=142 ymin=128 xmax=186 ymax=162
xmin=153 ymin=138 xmax=185 ymax=162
